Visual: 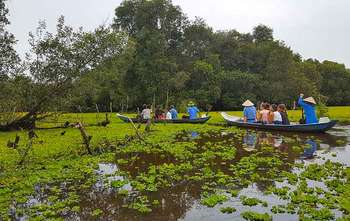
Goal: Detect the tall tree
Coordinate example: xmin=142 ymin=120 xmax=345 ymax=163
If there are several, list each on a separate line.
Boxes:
xmin=0 ymin=0 xmax=20 ymax=77
xmin=252 ymin=24 xmax=273 ymax=43
xmin=113 ymin=0 xmax=188 ymax=106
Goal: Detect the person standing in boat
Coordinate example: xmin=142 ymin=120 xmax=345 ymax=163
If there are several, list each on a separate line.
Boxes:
xmin=242 ymin=100 xmax=256 ymax=123
xmin=169 ymin=105 xmax=178 ymax=119
xmin=187 ymin=101 xmax=200 ymax=119
xmin=298 ymin=94 xmax=318 ymax=124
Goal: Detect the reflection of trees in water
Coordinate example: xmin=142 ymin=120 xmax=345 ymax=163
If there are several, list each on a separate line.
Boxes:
xmin=77 ymin=182 xmax=200 ymax=221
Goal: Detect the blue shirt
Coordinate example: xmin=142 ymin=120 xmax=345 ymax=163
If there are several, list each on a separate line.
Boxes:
xmin=243 ymin=106 xmax=256 ymax=123
xmin=170 ymin=108 xmax=178 ymax=119
xmin=187 ymin=106 xmax=199 ymax=119
xmin=298 ymin=97 xmax=318 ymax=124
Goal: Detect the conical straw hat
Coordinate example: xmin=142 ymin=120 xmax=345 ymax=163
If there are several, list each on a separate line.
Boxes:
xmin=303 ymin=97 xmax=316 ymax=105
xmin=242 ymin=100 xmax=254 ymax=107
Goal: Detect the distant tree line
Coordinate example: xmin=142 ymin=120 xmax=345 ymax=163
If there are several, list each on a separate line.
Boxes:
xmin=1 ymin=0 xmax=350 ymax=125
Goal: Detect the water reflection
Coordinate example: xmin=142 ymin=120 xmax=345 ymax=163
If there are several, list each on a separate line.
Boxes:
xmin=240 ymin=129 xmax=347 ymax=161
xmin=302 ymin=140 xmax=317 ymax=159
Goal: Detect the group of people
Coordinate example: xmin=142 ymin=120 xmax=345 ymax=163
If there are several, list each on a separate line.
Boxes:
xmin=243 ymin=100 xmax=290 ymax=125
xmin=140 ymin=104 xmax=178 ymax=120
xmin=139 ymin=102 xmax=201 ymax=120
xmin=243 ymin=93 xmax=318 ymax=125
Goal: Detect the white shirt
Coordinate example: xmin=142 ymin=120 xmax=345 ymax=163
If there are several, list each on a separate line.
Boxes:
xmin=141 ymin=109 xmax=152 ymax=119
xmin=166 ymin=111 xmax=172 ymax=119
xmin=273 ymin=111 xmax=282 ymax=122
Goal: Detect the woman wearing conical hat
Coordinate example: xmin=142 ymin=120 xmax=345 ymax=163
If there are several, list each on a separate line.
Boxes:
xmin=298 ymin=93 xmax=318 ymax=124
xmin=242 ymin=100 xmax=256 ymax=123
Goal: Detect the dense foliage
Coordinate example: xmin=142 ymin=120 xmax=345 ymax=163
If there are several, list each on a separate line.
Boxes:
xmin=1 ymin=0 xmax=350 ymax=116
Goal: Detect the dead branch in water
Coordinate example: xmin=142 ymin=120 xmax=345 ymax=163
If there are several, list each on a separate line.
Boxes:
xmin=75 ymin=122 xmax=92 ymax=154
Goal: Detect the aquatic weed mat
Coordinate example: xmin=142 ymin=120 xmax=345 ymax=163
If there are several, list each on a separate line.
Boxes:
xmin=1 ymin=122 xmax=350 ymax=220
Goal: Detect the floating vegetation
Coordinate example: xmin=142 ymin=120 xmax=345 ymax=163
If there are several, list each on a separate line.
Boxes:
xmin=201 ymin=193 xmax=229 ymax=207
xmin=0 ymin=113 xmax=349 ymax=220
xmin=241 ymin=211 xmax=272 ymax=221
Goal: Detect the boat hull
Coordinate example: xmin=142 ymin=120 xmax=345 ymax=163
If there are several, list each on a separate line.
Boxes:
xmin=220 ymin=112 xmax=337 ymax=133
xmin=117 ymin=114 xmax=211 ymax=124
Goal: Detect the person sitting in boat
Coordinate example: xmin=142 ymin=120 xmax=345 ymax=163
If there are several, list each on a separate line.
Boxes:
xmin=271 ymin=104 xmax=282 ymax=124
xmin=242 ymin=100 xmax=256 ymax=123
xmin=298 ymin=94 xmax=318 ymax=124
xmin=278 ymin=104 xmax=290 ymax=125
xmin=258 ymin=103 xmax=272 ymax=124
xmin=169 ymin=105 xmax=178 ymax=119
xmin=166 ymin=108 xmax=172 ymax=120
xmin=154 ymin=105 xmax=164 ymax=119
xmin=187 ymin=101 xmax=200 ymax=119
xmin=141 ymin=105 xmax=152 ymax=120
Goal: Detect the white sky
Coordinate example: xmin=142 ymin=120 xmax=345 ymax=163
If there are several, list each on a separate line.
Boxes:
xmin=7 ymin=0 xmax=350 ymax=67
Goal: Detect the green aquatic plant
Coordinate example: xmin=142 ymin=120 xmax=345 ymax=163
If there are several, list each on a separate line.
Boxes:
xmin=241 ymin=211 xmax=272 ymax=221
xmin=128 ymin=196 xmax=152 ymax=214
xmin=92 ymin=208 xmax=103 ymax=217
xmin=201 ymin=193 xmax=229 ymax=207
xmin=111 ymin=179 xmax=128 ymax=189
xmin=220 ymin=206 xmax=236 ymax=214
xmin=241 ymin=196 xmax=266 ymax=207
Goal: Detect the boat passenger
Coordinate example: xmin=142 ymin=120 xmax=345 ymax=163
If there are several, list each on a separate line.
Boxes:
xmin=141 ymin=105 xmax=152 ymax=120
xmin=258 ymin=103 xmax=271 ymax=124
xmin=242 ymin=100 xmax=256 ymax=123
xmin=271 ymin=104 xmax=282 ymax=124
xmin=166 ymin=108 xmax=172 ymax=120
xmin=169 ymin=105 xmax=178 ymax=119
xmin=278 ymin=104 xmax=290 ymax=125
xmin=154 ymin=105 xmax=164 ymax=119
xmin=187 ymin=101 xmax=200 ymax=119
xmin=298 ymin=94 xmax=318 ymax=124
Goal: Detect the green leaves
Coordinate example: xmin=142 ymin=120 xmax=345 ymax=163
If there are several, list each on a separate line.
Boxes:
xmin=201 ymin=193 xmax=228 ymax=207
xmin=241 ymin=211 xmax=272 ymax=221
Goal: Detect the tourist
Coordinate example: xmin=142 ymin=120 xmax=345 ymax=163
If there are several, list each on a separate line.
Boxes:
xmin=242 ymin=100 xmax=256 ymax=123
xmin=169 ymin=105 xmax=178 ymax=119
xmin=298 ymin=94 xmax=318 ymax=124
xmin=278 ymin=104 xmax=290 ymax=125
xmin=154 ymin=105 xmax=164 ymax=119
xmin=271 ymin=104 xmax=282 ymax=124
xmin=258 ymin=103 xmax=271 ymax=124
xmin=166 ymin=108 xmax=172 ymax=119
xmin=141 ymin=105 xmax=152 ymax=120
xmin=187 ymin=101 xmax=200 ymax=119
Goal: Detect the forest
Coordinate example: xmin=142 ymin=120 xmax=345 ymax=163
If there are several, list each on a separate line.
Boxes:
xmin=1 ymin=0 xmax=350 ymax=125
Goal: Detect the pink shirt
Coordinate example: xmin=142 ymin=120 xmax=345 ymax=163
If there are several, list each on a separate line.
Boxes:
xmin=260 ymin=110 xmax=270 ymax=123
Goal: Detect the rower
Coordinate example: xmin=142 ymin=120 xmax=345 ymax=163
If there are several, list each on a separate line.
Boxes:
xmin=298 ymin=93 xmax=318 ymax=124
xmin=187 ymin=101 xmax=200 ymax=119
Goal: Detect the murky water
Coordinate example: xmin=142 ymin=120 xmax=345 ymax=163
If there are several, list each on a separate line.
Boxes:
xmin=15 ymin=126 xmax=350 ymax=221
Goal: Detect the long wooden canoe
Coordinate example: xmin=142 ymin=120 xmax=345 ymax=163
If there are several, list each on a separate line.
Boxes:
xmin=117 ymin=114 xmax=211 ymax=124
xmin=220 ymin=112 xmax=337 ymax=133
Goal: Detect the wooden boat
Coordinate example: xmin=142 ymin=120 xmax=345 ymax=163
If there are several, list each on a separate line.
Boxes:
xmin=117 ymin=114 xmax=211 ymax=124
xmin=220 ymin=112 xmax=337 ymax=133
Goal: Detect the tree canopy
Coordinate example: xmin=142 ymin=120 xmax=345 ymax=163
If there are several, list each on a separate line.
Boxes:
xmin=1 ymin=0 xmax=350 ymax=124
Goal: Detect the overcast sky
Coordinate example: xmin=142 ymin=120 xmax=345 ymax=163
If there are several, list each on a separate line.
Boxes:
xmin=7 ymin=0 xmax=350 ymax=67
